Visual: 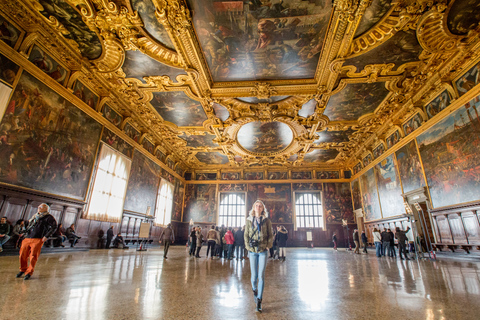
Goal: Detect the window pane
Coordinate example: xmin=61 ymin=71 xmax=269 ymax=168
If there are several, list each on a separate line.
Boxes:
xmin=294 ymin=192 xmax=323 ymax=230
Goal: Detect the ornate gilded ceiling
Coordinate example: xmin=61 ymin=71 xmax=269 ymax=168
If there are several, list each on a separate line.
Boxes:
xmin=1 ymin=0 xmax=480 ymax=174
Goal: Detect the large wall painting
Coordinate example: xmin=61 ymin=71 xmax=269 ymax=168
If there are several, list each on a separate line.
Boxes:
xmin=447 ymin=0 xmax=480 ymax=35
xmin=183 ymin=184 xmax=217 ymax=223
xmin=424 ymin=90 xmax=450 ymax=119
xmin=219 ymin=183 xmax=246 ymax=192
xmin=417 ymin=96 xmax=480 ymax=208
xmin=196 ymin=172 xmax=217 ymax=181
xmin=317 ymin=171 xmax=340 ymax=179
xmin=101 ymin=128 xmax=134 ymax=158
xmin=123 ymin=150 xmax=161 ymax=214
xmin=122 ymin=50 xmax=185 ymax=81
xmin=323 ymin=82 xmax=389 ymax=121
xmin=73 ymin=81 xmax=99 ymax=110
xmin=38 ymin=0 xmax=102 ymax=59
xmin=455 ymin=61 xmax=480 ymax=97
xmin=386 ymin=129 xmax=401 ymax=148
xmin=375 ymin=155 xmax=405 ymax=218
xmin=221 ymin=172 xmax=240 ymax=180
xmin=323 ymin=183 xmax=354 ymax=224
xmin=102 ymin=104 xmax=123 ymax=127
xmin=28 ymin=45 xmax=67 ymax=84
xmin=303 ymin=149 xmax=339 ymax=163
xmin=179 ymin=133 xmax=218 ymax=148
xmin=0 ymin=71 xmax=102 ymax=199
xmin=403 ymin=113 xmax=423 ymax=136
xmin=188 ymin=0 xmax=332 ymax=82
xmin=151 ymin=92 xmax=207 ymax=127
xmin=172 ymin=179 xmax=184 ymax=221
xmin=360 ymin=168 xmax=383 ymax=221
xmin=293 ymin=183 xmax=322 ymax=191
xmin=0 ymin=52 xmax=19 ymax=86
xmin=195 ymin=152 xmax=229 ymax=164
xmin=247 ymin=184 xmax=292 ymax=223
xmin=351 ymin=179 xmax=362 ymax=210
xmin=237 ymin=121 xmax=293 ymax=154
xmin=354 ymin=0 xmax=392 ymax=37
xmin=244 ymin=171 xmax=264 ymax=180
xmin=292 ymin=171 xmax=312 ymax=180
xmin=0 ymin=15 xmax=21 ymax=48
xmin=160 ymin=168 xmax=174 ymax=184
xmin=395 ymin=140 xmax=425 ymax=193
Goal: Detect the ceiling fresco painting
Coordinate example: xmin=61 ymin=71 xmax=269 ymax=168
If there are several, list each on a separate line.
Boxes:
xmin=212 ymin=102 xmax=230 ymax=122
xmin=236 ymin=96 xmax=289 ymax=104
xmin=37 ymin=0 xmax=102 ymax=59
xmin=179 ymin=133 xmax=218 ymax=148
xmin=122 ymin=50 xmax=186 ymax=82
xmin=195 ymin=152 xmax=229 ymax=165
xmin=315 ymin=129 xmax=356 ymax=144
xmin=237 ymin=121 xmax=293 ymax=154
xmin=188 ymin=0 xmax=332 ymax=81
xmin=354 ymin=0 xmax=392 ymax=37
xmin=323 ymin=82 xmax=389 ymax=121
xmin=447 ymin=0 xmax=480 ymax=35
xmin=303 ymin=149 xmax=339 ymax=163
xmin=131 ymin=0 xmax=175 ymax=49
xmin=28 ymin=45 xmax=68 ymax=84
xmin=151 ymin=92 xmax=207 ymax=127
xmin=298 ymin=99 xmax=317 ymax=118
xmin=425 ymin=90 xmax=450 ymax=119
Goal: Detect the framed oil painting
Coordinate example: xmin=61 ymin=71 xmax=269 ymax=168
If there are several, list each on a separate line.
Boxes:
xmin=101 ymin=128 xmax=134 ymax=158
xmin=124 ymin=122 xmax=140 ymax=142
xmin=221 ymin=172 xmax=240 ymax=180
xmin=316 ymin=171 xmax=340 ymax=179
xmin=0 ymin=71 xmax=102 ymax=199
xmin=386 ymin=130 xmax=401 ymax=149
xmin=360 ymin=168 xmax=383 ymax=221
xmin=183 ymin=184 xmax=217 ymax=223
xmin=196 ymin=172 xmax=217 ymax=181
xmin=247 ymin=184 xmax=292 ymax=223
xmin=372 ymin=143 xmax=385 ymax=159
xmin=292 ymin=183 xmax=322 ymax=191
xmin=375 ymin=155 xmax=405 ymax=218
xmin=172 ymin=179 xmax=185 ymax=221
xmin=161 ymin=169 xmax=175 ymax=184
xmin=0 ymin=14 xmax=21 ymax=48
xmin=73 ymin=80 xmax=99 ymax=110
xmin=219 ymin=184 xmax=246 ymax=192
xmin=353 ymin=162 xmax=362 ymax=175
xmin=351 ymin=179 xmax=362 ymax=210
xmin=362 ymin=154 xmax=373 ymax=167
xmin=267 ymin=171 xmax=288 ymax=180
xmin=123 ymin=150 xmax=161 ymax=214
xmin=395 ymin=140 xmax=425 ymax=193
xmin=167 ymin=158 xmax=175 ymax=169
xmin=155 ymin=149 xmax=166 ymax=163
xmin=142 ymin=138 xmax=154 ymax=154
xmin=455 ymin=60 xmax=480 ymax=97
xmin=0 ymin=52 xmax=20 ymax=86
xmin=403 ymin=113 xmax=423 ymax=136
xmin=102 ymin=104 xmax=123 ymax=127
xmin=424 ymin=90 xmax=450 ymax=119
xmin=28 ymin=45 xmax=68 ymax=85
xmin=244 ymin=171 xmax=264 ymax=180
xmin=417 ymin=95 xmax=480 ymax=208
xmin=292 ymin=171 xmax=312 ymax=179
xmin=323 ymin=183 xmax=354 ymax=224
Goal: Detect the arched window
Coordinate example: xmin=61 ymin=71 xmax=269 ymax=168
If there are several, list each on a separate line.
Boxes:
xmin=218 ymin=193 xmax=246 ymax=227
xmin=154 ymin=179 xmax=174 ymax=226
xmin=294 ymin=192 xmax=324 ymax=229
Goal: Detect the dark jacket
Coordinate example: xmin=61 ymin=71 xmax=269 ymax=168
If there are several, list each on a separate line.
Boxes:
xmin=382 ymin=231 xmax=392 ymax=242
xmin=54 ymin=226 xmax=65 ymax=237
xmin=276 ymin=229 xmax=288 ymax=247
xmin=160 ymin=226 xmax=175 ymax=242
xmin=66 ymin=227 xmax=79 ymax=240
xmin=0 ymin=222 xmax=11 ymax=235
xmin=107 ymin=228 xmax=114 ymax=240
xmin=190 ymin=230 xmax=197 ymax=244
xmin=26 ymin=214 xmax=57 ymax=239
xmin=353 ymin=231 xmax=359 ymax=242
xmin=332 ymin=234 xmax=337 ymax=242
xmin=234 ymin=229 xmax=245 ymax=246
xmin=388 ymin=231 xmax=395 ymax=246
xmin=395 ymin=227 xmax=411 ymax=243
xmin=361 ymin=232 xmax=368 ymax=243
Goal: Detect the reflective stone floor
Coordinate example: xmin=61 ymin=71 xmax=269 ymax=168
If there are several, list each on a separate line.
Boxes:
xmin=1 ymin=247 xmax=479 ymax=320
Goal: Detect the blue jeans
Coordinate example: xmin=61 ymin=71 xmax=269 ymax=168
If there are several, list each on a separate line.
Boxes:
xmin=249 ymin=250 xmax=268 ymax=300
xmin=227 ymin=244 xmax=234 ymax=259
xmin=0 ymin=235 xmax=10 ymax=248
xmin=375 ymin=242 xmax=382 ymax=257
xmin=235 ymin=245 xmax=245 ymax=259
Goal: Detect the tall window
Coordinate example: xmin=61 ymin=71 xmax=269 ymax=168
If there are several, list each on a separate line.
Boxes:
xmin=154 ymin=179 xmax=174 ymax=226
xmin=85 ymin=144 xmax=131 ymax=222
xmin=294 ymin=192 xmax=324 ymax=229
xmin=218 ymin=193 xmax=246 ymax=228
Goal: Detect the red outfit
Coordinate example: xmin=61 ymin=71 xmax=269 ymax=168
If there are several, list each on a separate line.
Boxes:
xmin=224 ymin=230 xmax=234 ymax=245
xmin=19 ymin=238 xmax=44 ymax=275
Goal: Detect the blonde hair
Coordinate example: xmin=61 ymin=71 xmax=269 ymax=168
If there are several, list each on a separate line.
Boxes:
xmin=248 ymin=200 xmax=269 ymax=217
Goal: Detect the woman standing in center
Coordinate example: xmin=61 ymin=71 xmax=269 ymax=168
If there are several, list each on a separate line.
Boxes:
xmin=244 ymin=200 xmax=274 ymax=313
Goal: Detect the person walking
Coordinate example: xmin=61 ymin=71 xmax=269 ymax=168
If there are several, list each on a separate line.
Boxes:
xmin=373 ymin=228 xmax=382 ymax=257
xmin=17 ymin=203 xmax=57 ymax=280
xmin=395 ymin=226 xmax=411 ymax=260
xmin=388 ymin=229 xmax=396 ymax=257
xmin=361 ymin=230 xmax=368 ymax=253
xmin=106 ymin=226 xmax=114 ymax=249
xmin=244 ymin=200 xmax=274 ymax=313
xmin=225 ymin=228 xmax=235 ymax=260
xmin=276 ymin=225 xmax=288 ymax=261
xmin=189 ymin=227 xmax=197 ymax=256
xmin=332 ymin=232 xmax=338 ymax=251
xmin=206 ymin=225 xmax=217 ymax=259
xmin=381 ymin=229 xmax=391 ymax=257
xmin=195 ymin=227 xmax=203 ymax=258
xmin=353 ymin=229 xmax=360 ymax=254
xmin=234 ymin=226 xmax=245 ymax=260
xmin=159 ymin=223 xmax=175 ymax=259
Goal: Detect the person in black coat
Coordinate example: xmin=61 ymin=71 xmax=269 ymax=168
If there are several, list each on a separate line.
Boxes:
xmin=361 ymin=230 xmax=368 ymax=253
xmin=234 ymin=226 xmax=245 ymax=260
xmin=106 ymin=226 xmax=114 ymax=249
xmin=276 ymin=225 xmax=288 ymax=261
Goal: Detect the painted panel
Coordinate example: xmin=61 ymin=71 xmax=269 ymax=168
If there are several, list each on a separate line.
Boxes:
xmin=221 ymin=172 xmax=240 ymax=180
xmin=122 ymin=50 xmax=185 ymax=81
xmin=353 ymin=162 xmax=362 ymax=175
xmin=161 ymin=168 xmax=175 ymax=184
xmin=123 ymin=122 xmax=140 ymax=142
xmin=351 ymin=179 xmax=362 ymax=210
xmin=102 ymin=104 xmax=123 ymax=127
xmin=386 ymin=129 xmax=401 ymax=148
xmin=303 ymin=149 xmax=339 ymax=163
xmin=354 ymin=0 xmax=392 ymax=37
xmin=317 ymin=171 xmax=340 ymax=179
xmin=219 ymin=183 xmax=246 ymax=192
xmin=237 ymin=121 xmax=293 ymax=154
xmin=155 ymin=149 xmax=166 ymax=163
xmin=38 ymin=0 xmax=102 ymax=59
xmin=244 ymin=171 xmax=264 ymax=180
xmin=363 ymin=154 xmax=373 ymax=167
xmin=167 ymin=159 xmax=174 ymax=169
xmin=172 ymin=179 xmax=185 ymax=222
xmin=247 ymin=183 xmax=292 ymax=224
xmin=395 ymin=140 xmax=425 ymax=193
xmin=0 ymin=71 xmax=102 ymax=199
xmin=188 ymin=0 xmax=332 ymax=81
xmin=298 ymin=99 xmax=316 ymax=118
xmin=183 ymin=184 xmax=217 ymax=223
xmin=196 ymin=172 xmax=217 ymax=180
xmin=28 ymin=45 xmax=67 ymax=84
xmin=236 ymin=96 xmax=289 ymax=104
xmin=213 ymin=102 xmax=230 ymax=122
xmin=403 ymin=113 xmax=423 ymax=136
xmin=324 ymin=82 xmax=389 ymax=121
xmin=455 ymin=61 xmax=480 ymax=97
xmin=0 ymin=15 xmax=21 ymax=48
xmin=175 ymin=166 xmax=185 ymax=177
xmin=360 ymin=168 xmax=382 ymax=221
xmin=345 ymin=30 xmax=422 ymax=72
xmin=142 ymin=138 xmax=154 ymax=153
xmin=73 ymin=81 xmax=99 ymax=109
xmin=417 ymin=97 xmax=480 ymax=208
xmin=425 ymin=90 xmax=450 ymax=119
xmin=315 ymin=129 xmax=355 ymax=144
xmin=151 ymin=92 xmax=207 ymax=127
xmin=267 ymin=171 xmax=288 ymax=180
xmin=195 ymin=152 xmax=229 ymax=164
xmin=372 ymin=143 xmax=385 ymax=159
xmin=292 ymin=183 xmax=322 ymax=191
xmin=101 ymin=128 xmax=134 ymax=158
xmin=123 ymin=150 xmax=161 ymax=214
xmin=0 ymin=52 xmax=20 ymax=86
xmin=292 ymin=171 xmax=312 ymax=179
xmin=179 ymin=133 xmax=218 ymax=148
xmin=375 ymin=155 xmax=405 ymax=218
xmin=447 ymin=0 xmax=480 ymax=35
xmin=324 ymin=183 xmax=354 ymax=224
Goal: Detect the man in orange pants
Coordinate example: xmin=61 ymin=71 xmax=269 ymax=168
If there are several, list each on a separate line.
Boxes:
xmin=17 ymin=203 xmax=57 ymax=280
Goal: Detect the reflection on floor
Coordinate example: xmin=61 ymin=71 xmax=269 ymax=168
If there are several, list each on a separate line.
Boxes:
xmin=1 ymin=247 xmax=479 ymax=319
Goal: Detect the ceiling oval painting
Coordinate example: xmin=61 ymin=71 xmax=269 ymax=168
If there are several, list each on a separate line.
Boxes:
xmin=151 ymin=92 xmax=207 ymax=127
xmin=123 ymin=50 xmax=187 ymax=82
xmin=447 ymin=0 xmax=480 ymax=35
xmin=38 ymin=0 xmax=102 ymax=59
xmin=324 ymin=82 xmax=389 ymax=121
xmin=237 ymin=121 xmax=293 ymax=154
xmin=354 ymin=0 xmax=392 ymax=37
xmin=131 ymin=0 xmax=175 ymax=49
xmin=188 ymin=0 xmax=332 ymax=82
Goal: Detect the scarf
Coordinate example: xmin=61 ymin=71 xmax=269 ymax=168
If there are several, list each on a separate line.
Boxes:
xmin=27 ymin=211 xmax=50 ymax=230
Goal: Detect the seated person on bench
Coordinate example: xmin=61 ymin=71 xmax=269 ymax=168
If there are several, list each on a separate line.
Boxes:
xmin=54 ymin=223 xmax=67 ymax=247
xmin=112 ymin=233 xmax=128 ymax=249
xmin=66 ymin=224 xmax=81 ymax=247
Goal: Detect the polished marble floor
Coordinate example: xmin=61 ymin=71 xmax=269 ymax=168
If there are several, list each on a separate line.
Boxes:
xmin=1 ymin=246 xmax=479 ymax=320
